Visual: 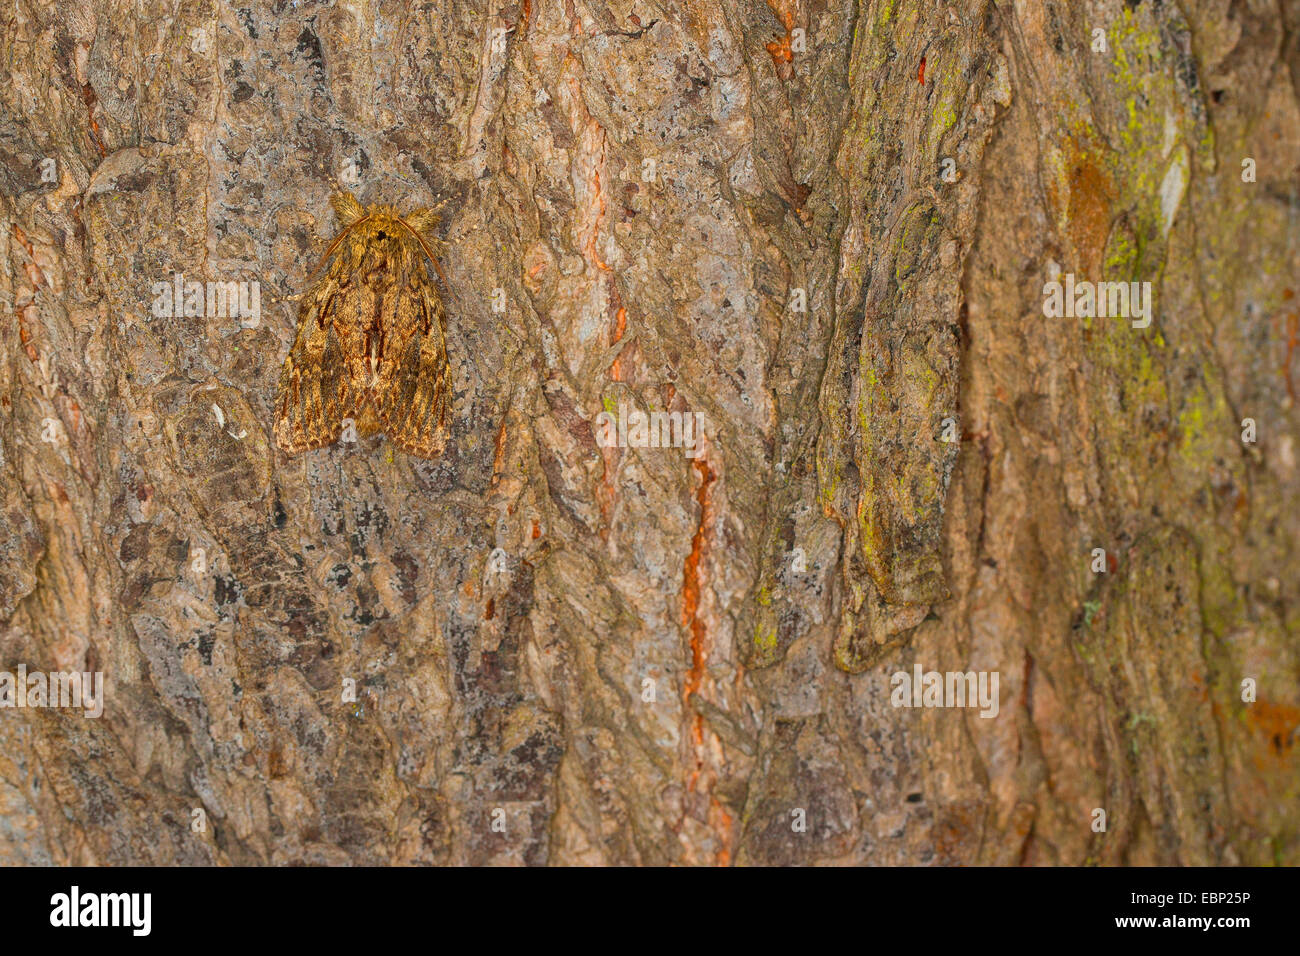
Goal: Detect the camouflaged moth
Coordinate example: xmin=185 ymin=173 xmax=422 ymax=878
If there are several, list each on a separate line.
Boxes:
xmin=273 ymin=190 xmax=451 ymax=458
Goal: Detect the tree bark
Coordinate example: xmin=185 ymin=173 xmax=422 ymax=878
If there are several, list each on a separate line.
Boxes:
xmin=1 ymin=0 xmax=1297 ymax=865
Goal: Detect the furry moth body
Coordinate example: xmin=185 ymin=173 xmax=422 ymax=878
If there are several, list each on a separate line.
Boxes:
xmin=273 ymin=190 xmax=451 ymax=458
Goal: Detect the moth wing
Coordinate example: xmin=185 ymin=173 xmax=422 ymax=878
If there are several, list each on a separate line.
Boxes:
xmin=375 ymin=275 xmax=451 ymax=459
xmin=273 ymin=273 xmax=367 ymax=453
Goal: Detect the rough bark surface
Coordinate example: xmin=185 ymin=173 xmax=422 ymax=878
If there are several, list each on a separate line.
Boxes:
xmin=1 ymin=0 xmax=1297 ymax=865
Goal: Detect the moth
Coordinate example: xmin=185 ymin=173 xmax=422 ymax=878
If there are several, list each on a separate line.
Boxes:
xmin=273 ymin=190 xmax=452 ymax=458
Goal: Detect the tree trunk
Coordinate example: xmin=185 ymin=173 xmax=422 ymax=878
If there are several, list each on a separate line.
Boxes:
xmin=1 ymin=0 xmax=1297 ymax=865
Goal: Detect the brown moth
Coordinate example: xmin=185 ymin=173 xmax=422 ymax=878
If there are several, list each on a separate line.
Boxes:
xmin=273 ymin=190 xmax=451 ymax=458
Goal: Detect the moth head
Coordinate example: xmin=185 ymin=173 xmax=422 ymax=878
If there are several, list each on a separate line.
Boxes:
xmin=330 ymin=190 xmax=366 ymax=227
xmin=355 ymin=207 xmax=411 ymax=244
